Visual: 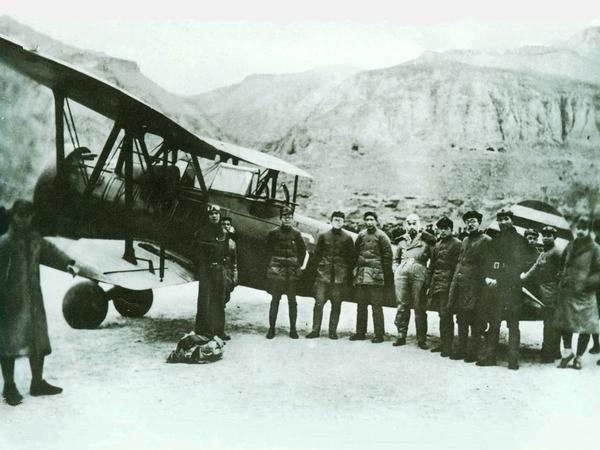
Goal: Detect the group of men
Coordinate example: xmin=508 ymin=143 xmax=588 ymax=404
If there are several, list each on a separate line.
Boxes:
xmin=263 ymin=205 xmax=600 ymax=371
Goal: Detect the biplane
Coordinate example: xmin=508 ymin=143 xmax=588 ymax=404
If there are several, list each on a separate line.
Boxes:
xmin=0 ymin=35 xmax=327 ymax=328
xmin=0 ymin=34 xmax=572 ymax=329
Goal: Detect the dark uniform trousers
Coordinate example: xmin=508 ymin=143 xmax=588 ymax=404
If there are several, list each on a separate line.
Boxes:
xmin=481 ymin=287 xmax=522 ymax=365
xmin=541 ymin=306 xmax=561 ymax=360
xmin=432 ymin=292 xmax=454 ymax=353
xmin=312 ymin=281 xmax=344 ymax=334
xmin=195 ymin=265 xmax=228 ymax=337
xmin=355 ymin=285 xmax=385 ymax=338
xmin=269 ymin=279 xmax=298 ymax=329
xmin=454 ymin=286 xmax=486 ymax=359
xmin=394 ymin=264 xmax=428 ymax=342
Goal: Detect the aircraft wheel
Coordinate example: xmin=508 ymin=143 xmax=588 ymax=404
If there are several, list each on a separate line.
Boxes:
xmin=112 ymin=288 xmax=153 ymax=318
xmin=62 ymin=281 xmax=108 ymax=329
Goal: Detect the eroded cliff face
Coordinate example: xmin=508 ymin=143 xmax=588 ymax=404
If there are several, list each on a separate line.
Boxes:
xmin=1 ymin=17 xmax=599 ymax=223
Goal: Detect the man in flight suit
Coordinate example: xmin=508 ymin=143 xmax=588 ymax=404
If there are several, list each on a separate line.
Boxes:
xmin=194 ymin=205 xmax=232 ymax=339
xmin=393 ymin=214 xmax=435 ymax=349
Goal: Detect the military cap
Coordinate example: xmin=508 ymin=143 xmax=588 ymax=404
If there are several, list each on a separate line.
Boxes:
xmin=496 ymin=208 xmax=514 ymax=220
xmin=363 ymin=211 xmax=378 ymax=221
xmin=574 ymin=215 xmax=590 ymax=230
xmin=436 ymin=216 xmax=454 ymax=230
xmin=462 ymin=210 xmax=482 ymax=223
xmin=524 ymin=228 xmax=539 ymax=238
xmin=11 ymin=199 xmax=34 ymax=216
xmin=541 ymin=226 xmax=557 ymax=237
xmin=207 ymin=204 xmax=221 ymax=213
xmin=280 ymin=206 xmax=294 ymax=217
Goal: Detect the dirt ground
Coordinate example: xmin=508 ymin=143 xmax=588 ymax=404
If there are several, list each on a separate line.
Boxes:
xmin=1 ymin=268 xmax=599 ymax=450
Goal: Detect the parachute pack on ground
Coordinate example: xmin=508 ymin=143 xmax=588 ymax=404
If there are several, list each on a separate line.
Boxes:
xmin=166 ymin=332 xmax=224 ymax=364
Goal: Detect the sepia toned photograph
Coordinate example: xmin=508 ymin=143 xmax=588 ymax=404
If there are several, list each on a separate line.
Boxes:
xmin=1 ymin=2 xmax=599 ymax=449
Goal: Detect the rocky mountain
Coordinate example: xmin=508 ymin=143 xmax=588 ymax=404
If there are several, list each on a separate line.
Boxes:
xmin=191 ymin=29 xmax=600 ymax=222
xmin=1 ymin=17 xmax=599 ymax=224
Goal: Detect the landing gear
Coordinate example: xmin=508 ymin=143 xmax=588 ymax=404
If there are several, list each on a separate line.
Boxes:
xmin=111 ymin=288 xmax=154 ymax=318
xmin=62 ymin=281 xmax=108 ymax=329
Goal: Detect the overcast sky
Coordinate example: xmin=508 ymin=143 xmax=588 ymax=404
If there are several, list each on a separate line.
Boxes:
xmin=3 ymin=0 xmax=600 ymax=95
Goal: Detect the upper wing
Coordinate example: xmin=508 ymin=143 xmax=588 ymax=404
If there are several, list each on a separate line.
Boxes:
xmin=0 ymin=34 xmax=311 ymax=179
xmin=45 ymin=237 xmax=196 ymax=290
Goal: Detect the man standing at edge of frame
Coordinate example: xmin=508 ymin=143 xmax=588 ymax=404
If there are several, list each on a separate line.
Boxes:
xmin=428 ymin=216 xmax=462 ymax=357
xmin=265 ymin=206 xmax=307 ymax=339
xmin=448 ymin=210 xmax=490 ymax=363
xmin=306 ymin=211 xmax=355 ymax=339
xmin=554 ymin=215 xmax=600 ymax=370
xmin=350 ymin=211 xmax=393 ymax=344
xmin=1 ymin=200 xmax=78 ymax=407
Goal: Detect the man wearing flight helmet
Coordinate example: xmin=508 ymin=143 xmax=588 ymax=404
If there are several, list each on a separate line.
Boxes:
xmin=392 ymin=213 xmax=435 ymax=349
xmin=194 ymin=204 xmax=232 ymax=340
xmin=520 ymin=226 xmax=563 ymax=363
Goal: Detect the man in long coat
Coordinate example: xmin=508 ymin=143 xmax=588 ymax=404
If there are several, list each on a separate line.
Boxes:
xmin=306 ymin=211 xmax=355 ymax=339
xmin=554 ymin=216 xmax=600 ymax=370
xmin=428 ymin=216 xmax=461 ymax=357
xmin=351 ymin=211 xmax=393 ymax=343
xmin=0 ymin=200 xmax=76 ymax=406
xmin=448 ymin=210 xmax=490 ymax=362
xmin=265 ymin=206 xmax=307 ymax=339
xmin=478 ymin=209 xmax=531 ymax=370
xmin=520 ymin=226 xmax=562 ymax=363
xmin=393 ymin=213 xmax=435 ymax=348
xmin=194 ymin=205 xmax=234 ymax=340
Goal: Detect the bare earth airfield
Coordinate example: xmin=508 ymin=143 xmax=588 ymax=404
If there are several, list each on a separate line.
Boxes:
xmin=1 ymin=268 xmax=599 ymax=450
xmin=2 ymin=17 xmax=600 ymax=450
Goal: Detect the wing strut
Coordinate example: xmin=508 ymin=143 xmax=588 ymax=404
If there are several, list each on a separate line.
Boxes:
xmin=122 ymin=130 xmax=136 ymax=264
xmin=83 ymin=122 xmax=122 ymax=198
xmin=53 ymin=90 xmax=65 ymax=179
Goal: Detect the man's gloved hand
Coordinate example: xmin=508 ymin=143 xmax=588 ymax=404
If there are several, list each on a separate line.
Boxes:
xmin=67 ymin=264 xmax=79 ymax=278
xmin=485 ymin=277 xmax=497 ymax=288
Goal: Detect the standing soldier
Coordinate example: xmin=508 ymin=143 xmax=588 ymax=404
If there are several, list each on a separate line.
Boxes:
xmin=393 ymin=214 xmax=435 ymax=348
xmin=554 ymin=216 xmax=600 ymax=370
xmin=520 ymin=226 xmax=562 ymax=363
xmin=478 ymin=209 xmax=530 ymax=370
xmin=221 ymin=216 xmax=238 ymax=341
xmin=306 ymin=211 xmax=355 ymax=339
xmin=265 ymin=206 xmax=307 ymax=339
xmin=428 ymin=216 xmax=461 ymax=357
xmin=194 ymin=205 xmax=231 ymax=340
xmin=0 ymin=200 xmax=77 ymax=406
xmin=351 ymin=211 xmax=393 ymax=343
xmin=448 ymin=210 xmax=490 ymax=362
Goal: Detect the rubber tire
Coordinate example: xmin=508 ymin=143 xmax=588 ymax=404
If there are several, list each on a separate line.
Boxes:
xmin=62 ymin=281 xmax=108 ymax=329
xmin=112 ymin=289 xmax=153 ymax=318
